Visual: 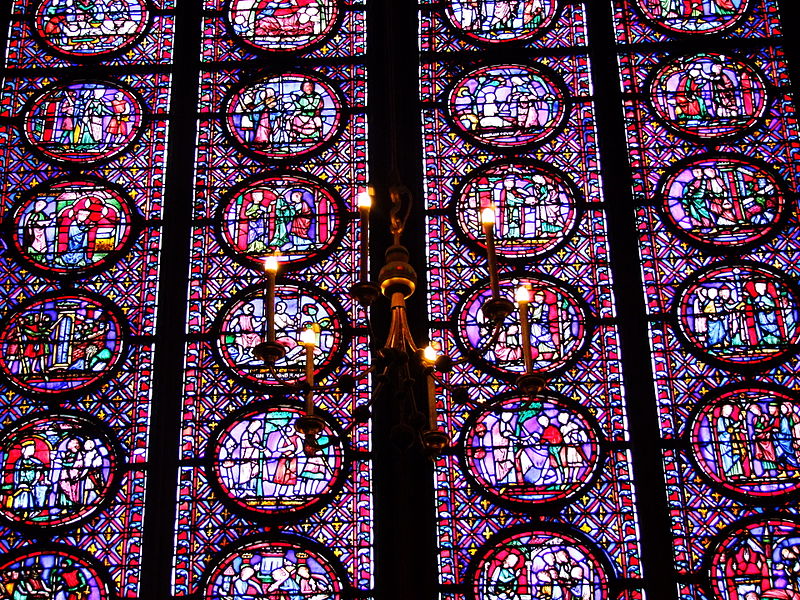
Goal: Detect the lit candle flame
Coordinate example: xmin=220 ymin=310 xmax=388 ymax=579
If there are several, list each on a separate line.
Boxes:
xmin=481 ymin=206 xmax=497 ymax=226
xmin=300 ymin=326 xmax=320 ymax=347
xmin=357 ymin=190 xmax=373 ymax=210
xmin=515 ymin=285 xmax=531 ymax=305
xmin=422 ymin=344 xmax=438 ymax=365
xmin=264 ymin=254 xmax=280 ymax=274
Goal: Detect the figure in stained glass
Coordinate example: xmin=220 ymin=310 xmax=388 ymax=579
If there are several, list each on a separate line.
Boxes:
xmin=457 ymin=276 xmax=589 ymax=375
xmin=445 ymin=0 xmax=559 ymax=43
xmin=454 ymin=162 xmax=579 ymax=259
xmin=675 ymin=264 xmax=800 ymax=367
xmin=709 ymin=519 xmax=800 ymax=600
xmin=470 ymin=528 xmax=609 ymax=600
xmin=448 ymin=64 xmax=567 ymax=148
xmin=462 ymin=394 xmax=602 ymax=507
xmin=8 ymin=178 xmax=136 ymax=276
xmin=203 ymin=539 xmax=344 ymax=599
xmin=225 ymin=73 xmax=343 ymax=160
xmin=660 ymin=156 xmax=786 ymax=249
xmin=23 ymin=81 xmax=144 ymax=164
xmin=649 ymin=53 xmax=768 ymax=139
xmin=33 ymin=0 xmax=150 ymax=58
xmin=633 ymin=0 xmax=751 ymax=34
xmin=227 ymin=0 xmax=339 ymax=52
xmin=0 ymin=413 xmax=117 ymax=528
xmin=218 ymin=174 xmax=342 ymax=268
xmin=690 ymin=387 xmax=800 ymax=498
xmin=0 ymin=549 xmax=110 ymax=600
xmin=216 ymin=284 xmax=344 ymax=386
xmin=210 ymin=404 xmax=346 ymax=517
xmin=0 ymin=293 xmax=126 ymax=395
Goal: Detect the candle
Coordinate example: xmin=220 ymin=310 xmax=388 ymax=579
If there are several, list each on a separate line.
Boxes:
xmin=300 ymin=326 xmax=319 ymax=415
xmin=481 ymin=206 xmax=500 ymax=300
xmin=264 ymin=255 xmax=279 ymax=343
xmin=357 ymin=188 xmax=373 ymax=282
xmin=422 ymin=344 xmax=438 ymax=430
xmin=515 ymin=285 xmax=533 ymax=375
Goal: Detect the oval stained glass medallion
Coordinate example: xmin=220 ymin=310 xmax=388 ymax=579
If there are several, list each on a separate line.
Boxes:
xmin=210 ymin=403 xmax=346 ymax=517
xmin=0 ymin=292 xmax=127 ymax=395
xmin=659 ymin=155 xmax=787 ymax=250
xmin=217 ymin=173 xmax=343 ymax=269
xmin=674 ymin=263 xmax=800 ymax=368
xmin=632 ymin=0 xmax=752 ymax=36
xmin=22 ymin=80 xmax=145 ymax=164
xmin=689 ymin=385 xmax=800 ymax=499
xmin=224 ymin=72 xmax=345 ymax=160
xmin=33 ymin=0 xmax=150 ymax=58
xmin=461 ymin=393 xmax=602 ymax=507
xmin=447 ymin=64 xmax=568 ymax=148
xmin=708 ymin=518 xmax=800 ymax=600
xmin=215 ymin=283 xmax=346 ymax=387
xmin=226 ymin=0 xmax=340 ymax=52
xmin=8 ymin=178 xmax=137 ymax=277
xmin=455 ymin=275 xmax=590 ymax=376
xmin=648 ymin=52 xmax=769 ymax=140
xmin=444 ymin=0 xmax=560 ymax=44
xmin=453 ymin=161 xmax=580 ymax=259
xmin=469 ymin=527 xmax=609 ymax=600
xmin=0 ymin=412 xmax=118 ymax=528
xmin=203 ymin=538 xmax=346 ymax=600
xmin=0 ymin=548 xmax=112 ymax=600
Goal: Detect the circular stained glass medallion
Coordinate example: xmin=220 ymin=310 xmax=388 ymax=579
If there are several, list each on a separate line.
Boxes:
xmin=444 ymin=0 xmax=560 ymax=44
xmin=203 ymin=537 xmax=347 ymax=600
xmin=674 ymin=263 xmax=800 ymax=369
xmin=707 ymin=518 xmax=800 ymax=600
xmin=22 ymin=80 xmax=145 ymax=165
xmin=461 ymin=393 xmax=602 ymax=507
xmin=0 ymin=547 xmax=112 ymax=600
xmin=469 ymin=527 xmax=609 ymax=600
xmin=453 ymin=161 xmax=580 ymax=259
xmin=455 ymin=275 xmax=590 ymax=377
xmin=659 ymin=155 xmax=787 ymax=251
xmin=633 ymin=0 xmax=752 ymax=36
xmin=689 ymin=385 xmax=800 ymax=499
xmin=215 ymin=283 xmax=346 ymax=387
xmin=217 ymin=173 xmax=344 ymax=269
xmin=210 ymin=403 xmax=346 ymax=518
xmin=447 ymin=64 xmax=568 ymax=148
xmin=226 ymin=0 xmax=340 ymax=53
xmin=224 ymin=72 xmax=345 ymax=160
xmin=649 ymin=52 xmax=769 ymax=140
xmin=0 ymin=412 xmax=118 ymax=528
xmin=33 ymin=0 xmax=150 ymax=58
xmin=0 ymin=292 xmax=127 ymax=396
xmin=7 ymin=178 xmax=138 ymax=277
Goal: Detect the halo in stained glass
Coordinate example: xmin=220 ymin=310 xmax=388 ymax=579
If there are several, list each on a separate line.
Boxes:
xmin=468 ymin=527 xmax=610 ymax=600
xmin=455 ymin=274 xmax=591 ymax=377
xmin=460 ymin=393 xmax=603 ymax=508
xmin=688 ymin=385 xmax=800 ymax=500
xmin=214 ymin=282 xmax=347 ymax=388
xmin=203 ymin=537 xmax=347 ymax=599
xmin=216 ymin=173 xmax=345 ymax=270
xmin=209 ymin=402 xmax=347 ymax=519
xmin=6 ymin=177 xmax=138 ymax=277
xmin=0 ymin=291 xmax=128 ymax=396
xmin=707 ymin=518 xmax=800 ymax=600
xmin=673 ymin=263 xmax=800 ymax=369
xmin=632 ymin=0 xmax=753 ymax=36
xmin=0 ymin=411 xmax=119 ymax=528
xmin=32 ymin=0 xmax=150 ymax=59
xmin=452 ymin=161 xmax=581 ymax=260
xmin=444 ymin=0 xmax=560 ymax=44
xmin=22 ymin=80 xmax=145 ymax=165
xmin=447 ymin=64 xmax=568 ymax=149
xmin=648 ymin=52 xmax=769 ymax=140
xmin=223 ymin=72 xmax=345 ymax=161
xmin=658 ymin=155 xmax=788 ymax=251
xmin=226 ymin=0 xmax=340 ymax=53
xmin=0 ymin=546 xmax=112 ymax=600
